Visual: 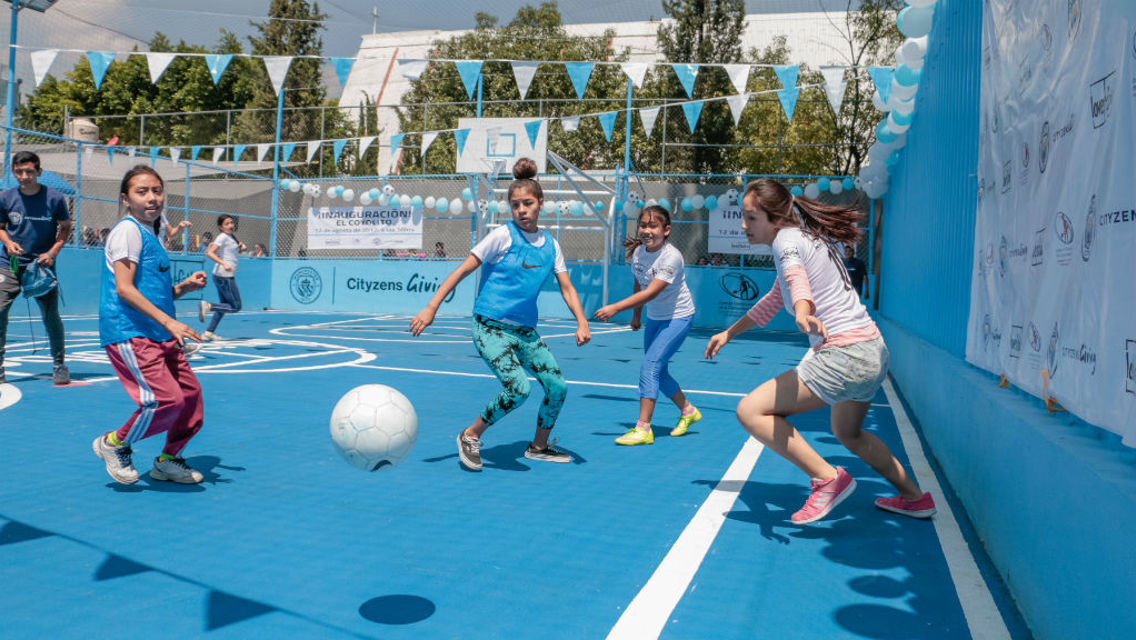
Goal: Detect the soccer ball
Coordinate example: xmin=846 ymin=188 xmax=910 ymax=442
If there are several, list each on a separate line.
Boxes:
xmin=330 ymin=384 xmax=418 ymax=472
xmin=382 ymin=184 xmax=395 ymax=196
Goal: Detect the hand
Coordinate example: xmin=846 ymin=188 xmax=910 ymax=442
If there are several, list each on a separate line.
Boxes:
xmin=705 ymin=331 xmax=730 ymax=360
xmin=35 ymin=253 xmax=56 ymax=267
xmin=3 ymin=240 xmax=23 ymax=256
xmin=177 ymin=220 xmax=192 ymax=229
xmin=593 ymin=304 xmax=618 ymax=321
xmin=221 ymin=261 xmax=235 ymax=272
xmin=629 ymin=316 xmax=641 ymax=331
xmin=409 ymin=307 xmax=435 ymax=336
xmin=180 ymin=271 xmax=208 ymax=293
xmin=795 ymin=313 xmax=829 ymax=341
xmin=575 ymin=321 xmax=591 ymax=346
xmin=164 ymin=318 xmax=202 ymax=346
xmin=238 ymin=242 xmax=247 ymax=252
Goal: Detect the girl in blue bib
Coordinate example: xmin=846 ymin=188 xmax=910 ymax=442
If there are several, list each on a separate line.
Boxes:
xmin=410 ymin=158 xmax=591 ymax=471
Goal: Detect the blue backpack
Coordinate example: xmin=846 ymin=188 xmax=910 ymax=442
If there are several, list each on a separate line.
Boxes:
xmin=20 ymin=261 xmax=58 ymax=298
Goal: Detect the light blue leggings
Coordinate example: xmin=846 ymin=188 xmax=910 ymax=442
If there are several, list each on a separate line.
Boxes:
xmin=639 ymin=315 xmax=693 ymax=399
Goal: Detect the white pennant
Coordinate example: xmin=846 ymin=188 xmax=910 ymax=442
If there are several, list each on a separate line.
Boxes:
xmin=620 ymin=62 xmax=649 ymax=88
xmin=560 ymin=117 xmax=580 ymax=132
xmin=820 ymin=66 xmax=849 ymax=115
xmin=145 ymin=52 xmax=176 ymax=83
xmin=723 ymin=64 xmax=751 ymax=95
xmin=639 ymin=106 xmax=660 ymax=137
xmin=212 ymin=147 xmax=224 ymax=164
xmin=511 ymin=61 xmax=539 ymax=99
xmin=169 ymin=148 xmax=181 ymax=164
xmin=263 ymin=56 xmax=293 ymax=96
xmin=306 ymin=140 xmax=321 ymax=163
xmin=30 ymin=49 xmax=59 ymax=88
xmin=420 ymin=131 xmax=438 ymax=157
xmin=127 ymin=147 xmax=137 ymax=160
xmin=397 ymin=59 xmax=428 ymax=80
xmin=256 ymin=143 xmax=271 ymax=164
xmin=358 ymin=136 xmax=375 ymax=159
xmin=726 ymin=94 xmax=749 ymax=125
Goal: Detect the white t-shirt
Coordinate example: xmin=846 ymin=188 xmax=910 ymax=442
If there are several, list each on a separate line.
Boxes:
xmin=772 ymin=227 xmax=872 ymax=347
xmin=210 ymin=232 xmax=240 ymax=277
xmin=471 ymin=224 xmax=567 ymax=274
xmin=632 ymin=243 xmax=695 ymax=320
xmin=104 ymin=216 xmax=157 ymax=272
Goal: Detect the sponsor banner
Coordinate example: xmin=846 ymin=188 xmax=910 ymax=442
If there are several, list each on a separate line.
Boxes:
xmin=271 ymin=260 xmax=474 ymax=313
xmin=969 ymin=0 xmax=1136 ymax=443
xmin=707 ymin=206 xmax=773 ymax=256
xmin=307 ymin=206 xmax=422 ymax=250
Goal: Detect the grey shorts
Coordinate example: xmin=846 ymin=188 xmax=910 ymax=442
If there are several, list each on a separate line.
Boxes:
xmin=796 ymin=337 xmax=889 ymax=405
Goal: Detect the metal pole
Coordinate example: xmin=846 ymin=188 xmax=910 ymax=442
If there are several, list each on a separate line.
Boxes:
xmin=139 ymin=114 xmax=145 ymax=147
xmin=4 ymin=0 xmax=21 ymax=178
xmin=74 ymin=142 xmax=82 ymax=244
xmin=183 ymin=157 xmax=191 ymax=254
xmin=661 ymin=102 xmax=667 ymax=173
xmin=476 ymin=72 xmax=483 ymax=118
xmin=269 ymin=87 xmax=284 ymax=258
xmin=623 ymin=80 xmax=632 ymax=173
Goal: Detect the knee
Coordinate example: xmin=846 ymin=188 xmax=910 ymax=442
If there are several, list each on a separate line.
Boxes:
xmin=157 ymin=393 xmax=186 ymax=415
xmin=507 ymin=375 xmax=531 ymax=402
xmin=544 ymin=375 xmax=567 ymax=404
xmin=231 ymin=300 xmax=242 ymax=312
xmin=735 ymin=394 xmax=773 ymax=426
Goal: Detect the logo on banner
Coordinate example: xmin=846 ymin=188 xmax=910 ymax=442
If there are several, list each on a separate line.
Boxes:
xmin=1127 ymin=340 xmax=1136 ymax=394
xmin=1047 ymin=323 xmax=1060 ymax=377
xmin=1068 ymin=0 xmax=1081 ymax=41
xmin=719 ymin=272 xmax=760 ymax=301
xmin=1010 ymin=325 xmax=1023 ymax=358
xmin=1082 ymin=195 xmax=1096 ymax=262
xmin=1039 ymin=121 xmax=1050 ymax=173
xmin=1001 ymin=160 xmax=1012 ymax=193
xmin=982 ymin=314 xmax=992 ymax=351
xmin=1055 ymin=211 xmax=1075 ymax=265
xmin=1090 ymin=71 xmax=1115 ymax=129
xmin=998 ymin=236 xmax=1008 ymax=277
xmin=983 ymin=45 xmax=991 ymax=69
xmin=1019 ymin=142 xmax=1031 ymax=186
xmin=1031 ymin=228 xmax=1046 ymax=266
xmin=1029 ymin=322 xmax=1041 ymax=352
xmin=289 ymin=267 xmax=322 ymax=304
xmin=1061 ymin=340 xmax=1097 ymax=375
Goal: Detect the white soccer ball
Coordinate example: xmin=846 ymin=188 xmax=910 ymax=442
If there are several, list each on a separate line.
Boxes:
xmin=382 ymin=184 xmax=395 ymax=196
xmin=329 ymin=384 xmax=418 ymax=472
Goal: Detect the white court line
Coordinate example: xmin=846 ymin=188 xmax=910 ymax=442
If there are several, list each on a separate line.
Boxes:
xmin=606 ymin=438 xmax=765 ymax=640
xmin=882 ymin=379 xmax=1011 ymax=640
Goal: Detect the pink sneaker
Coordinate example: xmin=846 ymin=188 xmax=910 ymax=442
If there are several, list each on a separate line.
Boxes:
xmin=791 ymin=466 xmax=856 ymax=524
xmin=875 ymin=492 xmax=936 ymax=519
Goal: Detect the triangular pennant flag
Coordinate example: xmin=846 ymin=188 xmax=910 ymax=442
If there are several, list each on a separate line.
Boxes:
xmin=204 ymin=54 xmax=234 ymax=85
xmin=421 ymin=131 xmax=438 ymax=158
xmin=212 ymin=147 xmax=224 ymax=164
xmin=453 ymin=129 xmax=470 ymax=156
xmin=397 ymin=58 xmax=428 ymax=81
xmin=256 ymin=143 xmax=271 ymax=164
xmin=281 ymin=142 xmax=296 ymax=162
xmin=597 ymin=111 xmax=617 ymax=142
xmin=330 ymin=57 xmax=355 ymax=87
xmin=145 ymin=52 xmax=176 ymax=83
xmin=681 ymin=100 xmax=704 ymax=133
xmin=30 ymin=49 xmax=58 ymax=88
xmin=820 ymin=66 xmax=849 ymax=115
xmin=454 ymin=60 xmax=483 ymax=99
xmin=191 ymin=145 xmax=202 ymax=161
xmin=511 ymin=61 xmax=539 ymax=99
xmin=773 ymin=64 xmax=799 ymax=90
xmin=722 ymin=64 xmax=750 ymax=95
xmin=639 ymin=106 xmax=660 ymax=137
xmin=306 ymin=140 xmax=320 ymax=163
xmin=107 ymin=147 xmax=115 ymax=165
xmin=389 ymin=133 xmax=405 ymax=156
xmin=671 ymin=64 xmax=699 ymax=98
xmin=564 ymin=62 xmax=594 ymax=99
xmin=358 ymin=136 xmax=375 ymax=159
xmin=332 ymin=139 xmax=348 ymax=163
xmin=560 ymin=117 xmax=580 ymax=133
xmin=232 ymin=144 xmax=247 ymax=163
xmin=621 ymin=62 xmax=649 ymax=88
xmin=867 ymin=66 xmax=894 ymax=104
xmin=127 ymin=147 xmax=137 ymax=160
xmin=777 ymin=87 xmax=800 ymax=122
xmin=524 ymin=120 xmax=543 ymax=147
xmin=86 ymin=51 xmax=115 ymax=90
xmin=263 ymin=56 xmax=293 ymax=96
xmin=726 ymin=94 xmax=748 ymax=125
xmin=169 ymin=147 xmax=181 ymax=164
xmin=148 ymin=147 xmax=159 ymax=166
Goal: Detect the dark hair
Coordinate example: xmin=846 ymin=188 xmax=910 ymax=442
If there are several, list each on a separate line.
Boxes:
xmin=11 ymin=151 xmax=41 ymax=171
xmin=119 ymin=165 xmax=165 ymax=235
xmin=507 ymin=157 xmax=543 ymax=201
xmin=742 ymin=178 xmax=863 ymax=245
xmin=216 ymin=213 xmax=241 ymax=246
xmin=622 ymin=204 xmax=672 ymax=258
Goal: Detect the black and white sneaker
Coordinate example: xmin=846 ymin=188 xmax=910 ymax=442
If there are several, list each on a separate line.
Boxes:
xmin=92 ymin=433 xmax=139 ymax=484
xmin=457 ymin=432 xmax=483 ymax=471
xmin=524 ymin=440 xmax=571 ymax=464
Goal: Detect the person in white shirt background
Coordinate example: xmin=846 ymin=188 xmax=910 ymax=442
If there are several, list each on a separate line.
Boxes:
xmin=197 ymin=214 xmax=245 ymax=341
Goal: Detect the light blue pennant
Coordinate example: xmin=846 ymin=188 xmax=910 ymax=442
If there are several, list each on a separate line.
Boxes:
xmin=564 ymin=62 xmax=594 ymax=99
xmin=772 ymin=64 xmax=799 ymax=90
xmin=671 ymin=64 xmax=699 ymax=98
xmin=204 ymin=54 xmax=234 ymax=85
xmin=190 ymin=145 xmax=202 ymax=161
xmin=232 ymin=144 xmax=247 ymax=163
xmin=867 ymin=66 xmax=894 ymax=104
xmin=777 ymin=87 xmax=800 ymax=122
xmin=148 ymin=147 xmax=159 ymax=166
xmin=598 ymin=111 xmax=617 ymax=142
xmin=281 ymin=142 xmax=297 ymax=162
xmin=330 ymin=57 xmax=355 ymax=87
xmin=681 ymin=100 xmax=704 ymax=133
xmin=455 ymin=60 xmax=483 ymax=99
xmin=107 ymin=146 xmax=116 ymax=165
xmin=389 ymin=133 xmax=406 ymax=157
xmin=333 ymin=139 xmax=348 ymax=163
xmin=86 ymin=51 xmax=114 ymax=90
xmin=524 ymin=120 xmax=543 ymax=148
xmin=454 ymin=128 xmax=470 ymax=156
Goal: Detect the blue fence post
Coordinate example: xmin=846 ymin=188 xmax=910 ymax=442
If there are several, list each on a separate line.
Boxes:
xmin=269 ymin=87 xmax=284 ymax=257
xmin=183 ymin=159 xmax=191 ymax=254
xmin=73 ymin=141 xmax=83 ymax=245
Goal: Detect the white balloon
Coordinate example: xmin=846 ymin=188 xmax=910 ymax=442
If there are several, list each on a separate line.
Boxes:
xmin=905 ymin=0 xmax=937 ymax=9
xmin=382 ymin=184 xmax=395 ymax=196
xmin=646 ymin=198 xmax=658 ymax=207
xmin=288 ymin=181 xmax=302 ymax=193
xmin=904 ymin=53 xmax=925 ymax=71
xmin=899 ymin=5 xmax=934 ymax=39
xmin=359 ymin=193 xmax=372 ymax=206
xmin=424 ymin=196 xmax=436 ymax=209
xmin=804 ymin=183 xmax=821 ymax=199
xmin=449 ymin=198 xmax=463 ymax=215
xmin=309 ymin=185 xmax=321 ymax=198
xmin=342 ymin=188 xmax=355 ymax=202
xmin=378 ymin=194 xmax=390 ymax=207
xmin=887 ymin=112 xmax=912 ymax=133
xmin=829 ymin=180 xmax=843 ymax=195
xmin=868 ymin=143 xmax=890 ymax=163
xmin=400 ymin=194 xmax=412 ymax=208
xmin=872 ymin=91 xmax=891 ymax=112
xmin=326 ymin=189 xmax=338 ymax=200
xmin=691 ymin=194 xmax=705 ymax=209
xmin=890 ymin=79 xmax=918 ymax=101
xmin=468 ymin=200 xmax=478 ymax=212
xmin=891 ymin=95 xmax=916 ymax=115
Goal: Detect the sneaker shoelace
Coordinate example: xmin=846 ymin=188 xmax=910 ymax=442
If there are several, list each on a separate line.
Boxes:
xmin=462 ymin=436 xmax=481 ymax=454
xmin=166 ymin=457 xmax=193 ymax=471
xmin=115 ymin=446 xmax=134 ymax=466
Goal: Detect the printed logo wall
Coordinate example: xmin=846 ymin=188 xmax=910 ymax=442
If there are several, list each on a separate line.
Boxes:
xmin=968 ymin=0 xmax=1136 ymax=444
xmin=307 ymin=206 xmax=422 ymax=250
xmin=272 ymin=260 xmax=473 ymax=314
xmin=708 ymin=206 xmax=773 ymax=256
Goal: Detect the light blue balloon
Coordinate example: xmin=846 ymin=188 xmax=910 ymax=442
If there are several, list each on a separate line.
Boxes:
xmin=817 ymin=177 xmax=831 ymax=192
xmin=569 ymin=200 xmax=583 ymax=216
xmin=411 ymin=195 xmax=423 ymax=209
xmin=435 ymin=197 xmax=448 ymax=212
xmin=280 ymin=179 xmax=291 ymax=190
xmin=614 ymin=200 xmax=624 ymax=212
xmin=790 ymin=185 xmax=804 ymax=196
xmin=487 ymin=200 xmax=498 ymax=214
xmin=461 ymin=187 xmax=473 ymax=201
xmin=543 ymin=201 xmax=556 ymax=214
xmin=877 ymin=127 xmax=898 ymax=144
xmin=894 ymin=64 xmax=921 ymax=87
xmin=658 ymin=198 xmax=671 ymax=211
xmin=681 ymin=197 xmax=693 ymax=212
xmin=705 ymin=195 xmax=718 ymax=210
xmin=593 ymin=200 xmax=604 ymax=212
xmin=369 ymin=188 xmax=380 ymax=199
xmin=842 ymin=177 xmax=855 ymax=191
xmin=891 ymin=109 xmax=914 ymax=126
xmin=876 ymin=119 xmax=894 ymax=138
xmin=886 ymin=150 xmax=901 ymax=166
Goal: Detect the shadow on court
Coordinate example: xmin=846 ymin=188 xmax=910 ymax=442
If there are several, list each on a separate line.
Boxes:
xmin=422 ymin=439 xmax=587 ymax=470
xmin=105 ymin=455 xmax=244 ymax=493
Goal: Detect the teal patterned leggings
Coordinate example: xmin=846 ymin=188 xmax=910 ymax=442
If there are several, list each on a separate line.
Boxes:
xmin=472 ymin=315 xmax=567 ymax=429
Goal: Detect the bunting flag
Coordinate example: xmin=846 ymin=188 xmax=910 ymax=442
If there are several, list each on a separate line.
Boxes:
xmin=621 ymin=62 xmax=649 ymax=88
xmin=639 ymin=106 xmax=660 ymax=137
xmin=681 ymin=100 xmax=704 ymax=133
xmin=212 ymin=147 xmax=225 ymax=164
xmin=524 ymin=120 xmax=543 ymax=147
xmin=107 ymin=147 xmax=115 ymax=164
xmin=867 ymin=66 xmax=894 ymax=104
xmin=86 ymin=51 xmax=115 ymax=90
xmin=127 ymin=148 xmax=137 ymax=160
xmin=453 ymin=128 xmax=470 ymax=155
xmin=263 ymin=56 xmax=293 ymax=96
xmin=306 ymin=140 xmax=320 ymax=163
xmin=204 ymin=54 xmax=234 ymax=84
xmin=30 ymin=49 xmax=58 ymax=88
xmin=726 ymin=94 xmax=749 ymax=125
xmin=597 ymin=111 xmax=617 ymax=142
xmin=358 ymin=136 xmax=375 ymax=159
xmin=511 ymin=61 xmax=539 ymax=99
xmin=671 ymin=63 xmax=699 ymax=98
xmin=777 ymin=87 xmax=800 ymax=122
xmin=421 ymin=131 xmax=438 ymax=157
xmin=232 ymin=144 xmax=247 ymax=163
xmin=390 ymin=133 xmax=407 ymax=157
xmin=455 ymin=60 xmax=483 ymax=99
xmin=145 ymin=52 xmax=176 ymax=83
xmin=560 ymin=117 xmax=580 ymax=133
xmin=820 ymin=66 xmax=849 ymax=115
xmin=281 ymin=142 xmax=296 ymax=163
xmin=773 ymin=64 xmax=799 ymax=90
xmin=148 ymin=147 xmax=159 ymax=166
xmin=564 ymin=62 xmax=594 ymax=100
xmin=332 ymin=139 xmax=348 ymax=163
xmin=723 ymin=63 xmax=750 ymax=95
xmin=191 ymin=145 xmax=202 ymax=161
xmin=330 ymin=57 xmax=355 ymax=87
xmin=169 ymin=147 xmax=181 ymax=164
xmin=397 ymin=58 xmax=428 ymax=81
xmin=256 ymin=143 xmax=271 ymax=164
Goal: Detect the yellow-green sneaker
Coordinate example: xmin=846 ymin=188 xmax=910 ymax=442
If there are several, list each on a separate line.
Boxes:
xmin=670 ymin=407 xmax=702 ymax=437
xmin=615 ymin=427 xmax=654 ymax=446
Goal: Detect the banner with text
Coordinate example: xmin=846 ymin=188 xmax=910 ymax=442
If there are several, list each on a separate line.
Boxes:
xmin=307 ymin=206 xmax=422 ymax=250
xmin=707 ymin=206 xmax=772 ymax=255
